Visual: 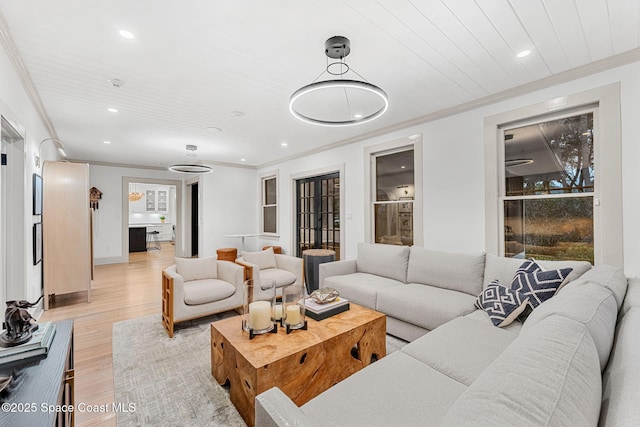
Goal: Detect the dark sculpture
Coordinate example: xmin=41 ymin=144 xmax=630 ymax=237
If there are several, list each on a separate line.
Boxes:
xmin=0 ymin=296 xmax=43 ymax=347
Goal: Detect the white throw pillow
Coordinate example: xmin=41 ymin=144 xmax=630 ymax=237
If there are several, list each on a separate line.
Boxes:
xmin=241 ymin=247 xmax=277 ymax=270
xmin=175 ymin=255 xmax=218 ymax=281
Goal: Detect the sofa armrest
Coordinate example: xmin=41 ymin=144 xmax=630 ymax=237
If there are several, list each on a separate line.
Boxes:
xmin=235 ymin=258 xmax=257 ymax=282
xmin=163 ymin=265 xmax=186 ymax=305
xmin=319 ymin=259 xmax=356 ymax=287
xmin=255 ymin=387 xmax=321 ymax=427
xmin=217 ymin=260 xmax=245 ymax=287
xmin=274 ymin=254 xmax=304 ymax=285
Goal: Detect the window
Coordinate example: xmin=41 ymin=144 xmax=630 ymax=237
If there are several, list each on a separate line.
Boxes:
xmin=261 ymin=175 xmax=277 ymax=234
xmin=502 ymin=112 xmax=594 ymax=263
xmin=485 ymin=84 xmax=623 ymax=267
xmin=372 ymin=148 xmax=415 ymax=246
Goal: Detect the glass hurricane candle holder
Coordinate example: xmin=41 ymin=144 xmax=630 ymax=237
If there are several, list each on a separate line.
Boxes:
xmin=242 ymin=278 xmax=277 ymax=339
xmin=282 ymin=283 xmax=307 ymax=334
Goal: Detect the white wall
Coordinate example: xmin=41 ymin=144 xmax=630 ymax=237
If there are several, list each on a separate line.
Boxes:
xmin=0 ymin=39 xmax=58 ymax=306
xmin=258 ymin=60 xmax=640 ymax=277
xmin=200 ymin=165 xmax=258 ymax=255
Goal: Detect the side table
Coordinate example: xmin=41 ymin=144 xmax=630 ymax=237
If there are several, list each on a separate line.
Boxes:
xmin=303 ymin=249 xmax=336 ymax=294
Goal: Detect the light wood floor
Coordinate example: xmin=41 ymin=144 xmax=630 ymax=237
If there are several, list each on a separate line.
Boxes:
xmin=39 ymin=242 xmax=176 ymax=427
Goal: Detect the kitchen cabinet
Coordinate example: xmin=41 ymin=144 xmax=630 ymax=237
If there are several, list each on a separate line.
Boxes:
xmin=144 ymin=189 xmax=168 ymax=213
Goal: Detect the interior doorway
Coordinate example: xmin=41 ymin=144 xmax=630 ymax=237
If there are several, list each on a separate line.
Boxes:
xmin=190 ymin=182 xmax=198 ymax=257
xmin=0 ymin=117 xmax=26 ymax=302
xmin=295 ymin=172 xmax=340 ymax=259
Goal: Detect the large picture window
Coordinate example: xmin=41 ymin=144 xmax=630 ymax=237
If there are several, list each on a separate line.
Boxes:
xmin=502 ymin=112 xmax=595 ymax=263
xmin=261 ymin=175 xmax=277 ymax=234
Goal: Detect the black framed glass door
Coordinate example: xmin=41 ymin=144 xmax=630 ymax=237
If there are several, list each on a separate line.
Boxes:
xmin=296 ymin=172 xmax=340 ymax=260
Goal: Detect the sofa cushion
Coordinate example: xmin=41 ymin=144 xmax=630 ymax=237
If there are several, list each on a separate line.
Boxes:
xmin=183 ymin=279 xmax=236 ymax=305
xmin=442 ymin=316 xmax=602 ymax=427
xmin=483 ymin=253 xmax=591 ymax=290
xmin=406 ymin=247 xmax=485 ymax=296
xmin=475 ymin=280 xmax=529 ymax=327
xmin=241 ymin=247 xmax=277 ymax=270
xmin=600 ymin=307 xmax=640 ymax=426
xmin=522 ymin=282 xmax=617 ymax=371
xmin=377 ymin=284 xmax=476 ymax=331
xmin=356 ymin=242 xmax=410 ymax=283
xmin=509 ymin=266 xmax=573 ymax=311
xmin=562 ymin=264 xmax=628 ymax=310
xmin=324 ymin=272 xmax=402 ymax=309
xmin=402 ymin=317 xmax=518 ymax=386
xmin=301 ymin=351 xmax=467 ymax=426
xmin=464 ymin=309 xmax=523 ymax=334
xmin=259 ymin=268 xmax=296 ymax=289
xmin=175 ymin=255 xmax=218 ymax=281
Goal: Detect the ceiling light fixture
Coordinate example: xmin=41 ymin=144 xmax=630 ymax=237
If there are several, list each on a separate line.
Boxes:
xmin=108 ymin=107 xmax=118 ymax=113
xmin=168 ymin=145 xmax=213 ymax=174
xmin=289 ymin=36 xmax=388 ymax=127
xmin=119 ymin=30 xmax=135 ymax=39
xmin=516 ymin=50 xmax=531 ymax=58
xmin=128 ymin=183 xmax=143 ymax=201
xmin=103 ymin=140 xmax=111 ymax=144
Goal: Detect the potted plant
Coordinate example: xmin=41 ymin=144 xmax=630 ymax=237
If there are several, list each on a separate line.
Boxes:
xmin=159 ymin=215 xmax=166 ymax=223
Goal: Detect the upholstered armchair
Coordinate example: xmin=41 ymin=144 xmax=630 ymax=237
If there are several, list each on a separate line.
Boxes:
xmin=236 ymin=247 xmax=303 ymax=298
xmin=161 ymin=255 xmax=244 ymax=337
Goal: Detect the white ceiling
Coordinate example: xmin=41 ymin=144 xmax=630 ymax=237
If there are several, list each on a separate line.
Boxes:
xmin=0 ymin=0 xmax=638 ymax=170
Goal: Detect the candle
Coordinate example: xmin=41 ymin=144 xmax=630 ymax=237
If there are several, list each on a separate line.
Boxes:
xmin=273 ymin=304 xmax=283 ymax=320
xmin=249 ymin=301 xmax=271 ymax=331
xmin=286 ymin=305 xmax=301 ymax=325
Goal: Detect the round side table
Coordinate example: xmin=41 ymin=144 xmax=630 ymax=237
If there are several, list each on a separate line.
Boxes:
xmin=303 ymin=249 xmax=336 ymax=294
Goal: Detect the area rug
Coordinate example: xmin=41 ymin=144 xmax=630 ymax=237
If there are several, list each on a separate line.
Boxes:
xmin=113 ymin=312 xmax=407 ymax=426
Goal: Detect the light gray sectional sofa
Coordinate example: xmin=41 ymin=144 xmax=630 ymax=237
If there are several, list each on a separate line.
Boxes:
xmin=255 ymin=243 xmax=640 ymax=426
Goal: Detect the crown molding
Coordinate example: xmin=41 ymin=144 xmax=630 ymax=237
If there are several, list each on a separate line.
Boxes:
xmin=69 ymin=158 xmax=257 ymax=171
xmin=257 ymin=48 xmax=640 ymax=170
xmin=0 ymin=8 xmax=58 ymax=140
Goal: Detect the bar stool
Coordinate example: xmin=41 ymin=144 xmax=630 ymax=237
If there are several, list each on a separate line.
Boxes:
xmin=147 ymin=230 xmax=161 ymax=251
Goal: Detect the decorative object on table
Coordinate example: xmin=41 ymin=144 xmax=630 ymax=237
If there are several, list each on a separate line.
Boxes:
xmin=302 ymin=249 xmax=336 ymax=294
xmin=89 ymin=186 xmax=102 ymax=209
xmin=242 ymin=279 xmax=277 ymax=339
xmin=0 ymin=321 xmax=56 ymax=364
xmin=303 ymin=296 xmax=350 ymax=321
xmin=310 ymin=287 xmax=340 ymax=304
xmin=282 ymin=284 xmax=307 ymax=334
xmin=0 ymin=375 xmax=11 ymax=392
xmin=0 ymin=296 xmax=43 ymax=347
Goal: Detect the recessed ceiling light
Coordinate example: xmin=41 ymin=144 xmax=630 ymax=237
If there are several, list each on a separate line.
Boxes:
xmin=517 ymin=50 xmax=531 ymax=58
xmin=400 ymin=165 xmax=406 ymax=169
xmin=354 ymin=113 xmax=363 ymax=119
xmin=119 ymin=30 xmax=135 ymax=39
xmin=103 ymin=140 xmax=111 ymax=144
xmin=206 ymin=126 xmax=222 ymax=132
xmin=240 ymin=158 xmax=246 ymax=162
xmin=281 ymin=142 xmax=288 ymax=147
xmin=107 ymin=107 xmax=118 ymax=113
xmin=230 ymin=111 xmax=245 ymax=117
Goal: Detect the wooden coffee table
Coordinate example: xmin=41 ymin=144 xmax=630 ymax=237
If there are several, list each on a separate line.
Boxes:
xmin=210 ymin=303 xmax=386 ymax=426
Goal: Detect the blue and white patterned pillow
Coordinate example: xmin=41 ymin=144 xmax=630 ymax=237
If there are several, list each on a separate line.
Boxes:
xmin=510 ymin=263 xmax=573 ymax=309
xmin=475 ymin=280 xmax=530 ymax=327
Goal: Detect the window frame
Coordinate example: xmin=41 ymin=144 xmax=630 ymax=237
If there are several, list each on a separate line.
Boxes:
xmin=364 ymin=136 xmax=423 ymax=246
xmin=484 ymin=84 xmax=622 ymax=267
xmin=260 ymin=171 xmax=278 ymax=236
